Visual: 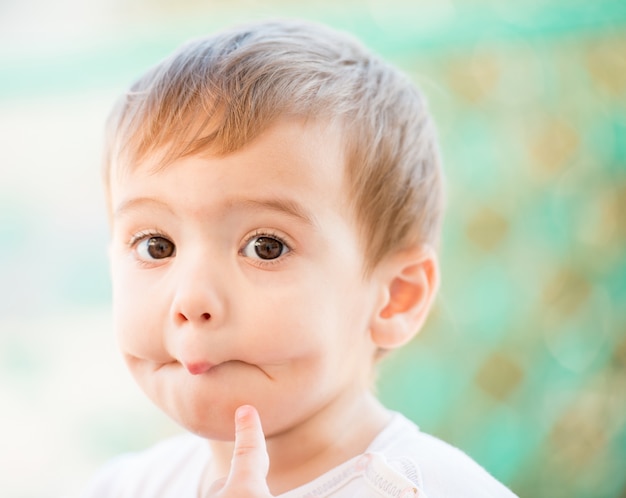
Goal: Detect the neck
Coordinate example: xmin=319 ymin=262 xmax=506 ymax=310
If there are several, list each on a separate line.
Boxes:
xmin=203 ymin=391 xmax=390 ymax=495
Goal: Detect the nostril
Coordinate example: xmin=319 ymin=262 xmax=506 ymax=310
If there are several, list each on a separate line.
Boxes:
xmin=175 ymin=311 xmax=211 ymax=323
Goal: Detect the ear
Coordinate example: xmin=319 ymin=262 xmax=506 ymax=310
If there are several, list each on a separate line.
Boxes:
xmin=370 ymin=245 xmax=439 ymax=350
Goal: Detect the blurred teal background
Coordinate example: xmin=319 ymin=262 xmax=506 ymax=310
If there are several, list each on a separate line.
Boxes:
xmin=1 ymin=1 xmax=624 ymax=497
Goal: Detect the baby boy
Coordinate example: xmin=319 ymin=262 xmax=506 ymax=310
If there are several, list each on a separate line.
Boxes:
xmin=84 ymin=18 xmax=518 ymax=498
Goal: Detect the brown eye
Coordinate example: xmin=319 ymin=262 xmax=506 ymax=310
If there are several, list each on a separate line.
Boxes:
xmin=136 ymin=236 xmax=175 ymax=261
xmin=242 ymin=235 xmax=289 ymax=261
xmin=254 ymin=237 xmax=284 ymax=260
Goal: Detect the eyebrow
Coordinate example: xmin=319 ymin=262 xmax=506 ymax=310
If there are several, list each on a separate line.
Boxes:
xmin=113 ymin=195 xmax=317 ymax=227
xmin=113 ymin=197 xmax=175 ymax=219
xmin=227 ymin=197 xmax=318 ymax=227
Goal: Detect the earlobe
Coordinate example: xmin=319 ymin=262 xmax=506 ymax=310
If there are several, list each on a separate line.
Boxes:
xmin=371 ymin=245 xmax=439 ymax=350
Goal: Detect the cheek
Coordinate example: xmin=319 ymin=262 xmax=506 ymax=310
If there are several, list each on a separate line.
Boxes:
xmin=241 ymin=272 xmax=370 ymax=362
xmin=111 ymin=261 xmax=169 ymax=361
xmin=237 ymin=299 xmax=315 ymax=363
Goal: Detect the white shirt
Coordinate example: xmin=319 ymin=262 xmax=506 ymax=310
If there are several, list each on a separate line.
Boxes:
xmin=82 ymin=412 xmax=518 ymax=498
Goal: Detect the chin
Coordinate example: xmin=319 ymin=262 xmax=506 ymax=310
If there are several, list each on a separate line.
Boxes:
xmin=165 ymin=392 xmax=266 ymax=441
xmin=172 ymin=409 xmax=238 ymax=441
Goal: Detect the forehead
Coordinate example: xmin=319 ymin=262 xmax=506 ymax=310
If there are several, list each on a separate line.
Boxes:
xmin=109 ymin=117 xmax=351 ymax=220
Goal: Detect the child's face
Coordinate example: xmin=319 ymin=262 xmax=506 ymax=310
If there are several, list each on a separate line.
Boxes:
xmin=108 ymin=118 xmax=384 ymax=440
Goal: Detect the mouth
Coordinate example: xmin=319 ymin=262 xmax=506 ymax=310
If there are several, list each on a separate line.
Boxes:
xmin=160 ymin=358 xmax=274 ymax=381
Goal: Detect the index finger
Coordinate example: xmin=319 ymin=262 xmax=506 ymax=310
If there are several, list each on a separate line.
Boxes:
xmin=226 ymin=405 xmax=270 ymax=488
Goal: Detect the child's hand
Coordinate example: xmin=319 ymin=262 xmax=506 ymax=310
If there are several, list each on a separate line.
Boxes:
xmin=206 ymin=405 xmax=275 ymax=498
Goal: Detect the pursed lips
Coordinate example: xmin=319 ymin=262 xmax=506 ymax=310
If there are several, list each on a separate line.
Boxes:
xmin=173 ymin=358 xmax=275 ymax=381
xmin=184 ymin=361 xmax=215 ymax=375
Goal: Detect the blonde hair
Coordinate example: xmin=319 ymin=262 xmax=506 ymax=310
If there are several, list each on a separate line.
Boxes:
xmin=104 ymin=19 xmax=444 ymax=271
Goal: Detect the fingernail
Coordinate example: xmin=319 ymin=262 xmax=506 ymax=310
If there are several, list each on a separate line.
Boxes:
xmin=236 ymin=405 xmax=253 ymax=421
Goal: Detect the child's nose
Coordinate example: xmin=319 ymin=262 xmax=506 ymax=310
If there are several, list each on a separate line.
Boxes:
xmin=172 ymin=290 xmax=220 ymax=326
xmin=169 ymin=261 xmax=224 ymax=327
